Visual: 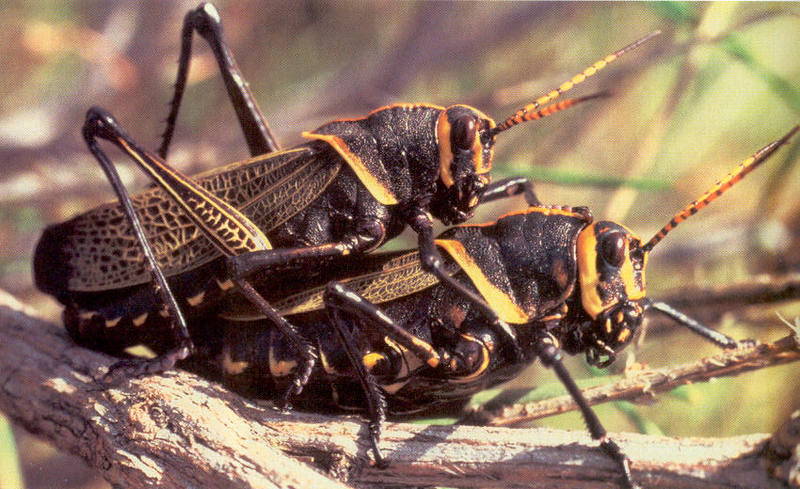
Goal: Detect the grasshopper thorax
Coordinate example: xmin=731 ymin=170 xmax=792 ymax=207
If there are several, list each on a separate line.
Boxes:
xmin=432 ymin=105 xmax=496 ymax=225
xmin=575 ymin=221 xmax=648 ymax=364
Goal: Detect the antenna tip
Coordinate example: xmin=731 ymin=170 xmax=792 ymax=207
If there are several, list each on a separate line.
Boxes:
xmin=616 ymin=30 xmax=663 ymax=57
xmin=582 ymin=91 xmax=613 ymax=101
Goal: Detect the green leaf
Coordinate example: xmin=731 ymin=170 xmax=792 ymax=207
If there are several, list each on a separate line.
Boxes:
xmin=648 ymin=2 xmax=698 ymax=26
xmin=723 ymin=34 xmax=800 ymax=113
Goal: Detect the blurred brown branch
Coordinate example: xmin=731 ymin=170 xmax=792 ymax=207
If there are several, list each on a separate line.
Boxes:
xmin=640 ymin=272 xmax=800 ymax=339
xmin=659 ymin=272 xmax=800 ymax=309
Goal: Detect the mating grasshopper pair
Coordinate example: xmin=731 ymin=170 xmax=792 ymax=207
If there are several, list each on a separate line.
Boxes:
xmin=33 ymin=4 xmax=799 ymax=488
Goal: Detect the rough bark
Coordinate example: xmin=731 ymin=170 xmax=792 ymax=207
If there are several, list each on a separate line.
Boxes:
xmin=0 ymin=290 xmax=794 ymax=489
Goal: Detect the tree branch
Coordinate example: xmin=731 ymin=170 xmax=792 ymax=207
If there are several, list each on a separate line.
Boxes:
xmin=0 ymin=291 xmax=353 ymax=489
xmin=0 ymin=290 xmax=794 ymax=488
xmin=462 ymin=334 xmax=800 ymax=427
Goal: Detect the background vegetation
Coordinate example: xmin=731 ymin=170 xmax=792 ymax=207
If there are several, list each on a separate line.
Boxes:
xmin=1 ymin=1 xmax=799 ymax=488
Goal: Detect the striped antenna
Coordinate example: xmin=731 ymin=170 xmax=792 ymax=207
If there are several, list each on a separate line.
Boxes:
xmin=642 ymin=124 xmax=800 ymax=253
xmin=495 ymin=92 xmax=610 ymax=128
xmin=490 ymin=30 xmax=661 ymax=136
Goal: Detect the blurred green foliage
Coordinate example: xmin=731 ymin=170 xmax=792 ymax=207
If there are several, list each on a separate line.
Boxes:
xmin=1 ymin=2 xmax=800 ymax=488
xmin=0 ymin=415 xmax=23 ymax=489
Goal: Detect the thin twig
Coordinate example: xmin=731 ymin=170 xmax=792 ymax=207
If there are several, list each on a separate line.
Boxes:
xmin=461 ymin=334 xmax=800 ymax=427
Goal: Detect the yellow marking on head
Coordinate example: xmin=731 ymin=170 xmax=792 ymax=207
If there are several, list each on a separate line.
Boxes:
xmin=104 ymin=317 xmax=122 ymax=328
xmin=472 ymin=109 xmax=495 ymax=175
xmin=302 ymin=131 xmax=399 ymax=205
xmin=434 ymin=239 xmax=529 ymax=323
xmin=577 ymin=222 xmax=646 ymax=319
xmin=436 ymin=106 xmax=496 ymax=188
xmin=186 ymin=290 xmax=206 ymax=307
xmin=577 ymin=223 xmax=603 ymax=319
xmin=132 ymin=313 xmax=148 ymax=327
xmin=436 ymin=111 xmax=455 ymax=188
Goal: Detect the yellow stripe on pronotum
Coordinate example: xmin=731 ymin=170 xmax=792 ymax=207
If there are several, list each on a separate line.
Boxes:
xmin=434 ymin=239 xmax=530 ymax=324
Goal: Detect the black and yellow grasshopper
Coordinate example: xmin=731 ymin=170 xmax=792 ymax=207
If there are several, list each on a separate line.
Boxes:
xmin=33 ymin=3 xmax=658 ymax=401
xmin=46 ymin=113 xmax=800 ymax=487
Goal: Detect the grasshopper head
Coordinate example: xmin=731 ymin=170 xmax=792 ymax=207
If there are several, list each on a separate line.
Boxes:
xmin=569 ymin=123 xmax=799 ymax=367
xmin=575 ymin=221 xmax=648 ymax=366
xmin=431 ymin=32 xmax=661 ymax=225
xmin=431 ymin=92 xmax=609 ymax=225
xmin=432 ymin=105 xmax=496 ymax=225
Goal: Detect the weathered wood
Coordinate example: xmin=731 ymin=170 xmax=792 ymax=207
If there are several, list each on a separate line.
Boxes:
xmin=766 ymin=410 xmax=800 ymax=488
xmin=0 ymin=290 xmax=792 ymax=489
xmin=0 ymin=291 xmax=353 ymax=489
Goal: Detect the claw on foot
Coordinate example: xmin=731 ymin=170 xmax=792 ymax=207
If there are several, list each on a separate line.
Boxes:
xmin=97 ymin=346 xmax=190 ymax=386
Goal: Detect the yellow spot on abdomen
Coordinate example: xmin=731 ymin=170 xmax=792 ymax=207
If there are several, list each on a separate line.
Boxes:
xmin=104 ymin=317 xmax=122 ymax=328
xmin=269 ymin=345 xmax=297 ymax=377
xmin=217 ymin=278 xmax=235 ymax=291
xmin=187 ymin=290 xmax=206 ymax=307
xmin=79 ymin=310 xmax=97 ymax=321
xmin=222 ymin=347 xmax=249 ymax=375
xmin=132 ymin=313 xmax=149 ymax=327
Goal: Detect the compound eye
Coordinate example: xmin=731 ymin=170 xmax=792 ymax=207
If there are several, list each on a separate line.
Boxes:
xmin=600 ymin=231 xmax=626 ymax=267
xmin=451 ymin=115 xmax=477 ymax=150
